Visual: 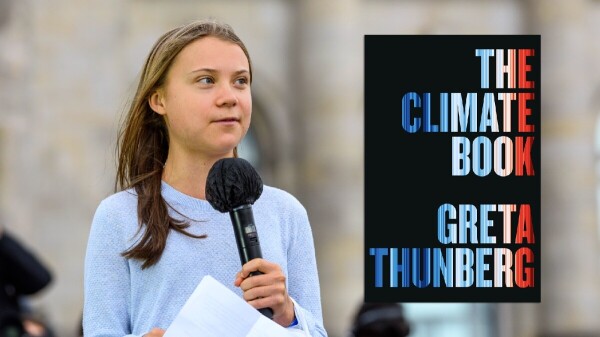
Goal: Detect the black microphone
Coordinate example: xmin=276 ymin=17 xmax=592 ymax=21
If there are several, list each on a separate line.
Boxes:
xmin=205 ymin=157 xmax=274 ymax=319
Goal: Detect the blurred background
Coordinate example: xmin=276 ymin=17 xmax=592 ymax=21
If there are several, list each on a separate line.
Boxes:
xmin=0 ymin=0 xmax=598 ymax=336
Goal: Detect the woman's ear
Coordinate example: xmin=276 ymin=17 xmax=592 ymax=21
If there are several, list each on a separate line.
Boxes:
xmin=148 ymin=89 xmax=166 ymax=115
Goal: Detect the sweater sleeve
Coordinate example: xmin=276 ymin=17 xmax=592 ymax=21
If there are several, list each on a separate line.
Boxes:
xmin=284 ymin=202 xmax=328 ymax=337
xmin=83 ymin=198 xmax=141 ymax=337
xmin=0 ymin=231 xmax=52 ymax=295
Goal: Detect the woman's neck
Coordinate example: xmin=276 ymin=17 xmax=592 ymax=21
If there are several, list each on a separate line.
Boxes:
xmin=162 ymin=151 xmax=233 ymax=199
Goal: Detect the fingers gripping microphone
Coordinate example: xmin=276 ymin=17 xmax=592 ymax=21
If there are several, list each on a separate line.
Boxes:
xmin=205 ymin=157 xmax=274 ymax=319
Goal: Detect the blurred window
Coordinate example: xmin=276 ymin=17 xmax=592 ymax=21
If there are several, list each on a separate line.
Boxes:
xmin=238 ymin=127 xmax=261 ymax=170
xmin=404 ymin=303 xmax=496 ymax=337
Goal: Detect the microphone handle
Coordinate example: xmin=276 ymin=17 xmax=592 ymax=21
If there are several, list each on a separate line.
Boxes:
xmin=230 ymin=205 xmax=274 ymax=320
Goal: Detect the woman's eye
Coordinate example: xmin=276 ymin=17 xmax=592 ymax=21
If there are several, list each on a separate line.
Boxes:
xmin=234 ymin=77 xmax=249 ymax=86
xmin=198 ymin=77 xmax=214 ymax=84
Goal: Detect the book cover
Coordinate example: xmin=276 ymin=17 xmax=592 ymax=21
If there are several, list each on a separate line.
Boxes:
xmin=364 ymin=35 xmax=541 ymax=302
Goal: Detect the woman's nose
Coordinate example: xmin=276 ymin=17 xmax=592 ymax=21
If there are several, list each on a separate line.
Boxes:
xmin=216 ymin=84 xmax=238 ymax=107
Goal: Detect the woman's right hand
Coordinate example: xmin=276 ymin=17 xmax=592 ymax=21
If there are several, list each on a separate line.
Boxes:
xmin=144 ymin=328 xmax=165 ymax=337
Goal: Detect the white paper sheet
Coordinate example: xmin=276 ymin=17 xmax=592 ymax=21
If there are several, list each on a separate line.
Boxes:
xmin=163 ymin=275 xmax=294 ymax=337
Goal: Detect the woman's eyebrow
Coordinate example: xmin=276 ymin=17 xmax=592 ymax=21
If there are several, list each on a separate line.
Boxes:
xmin=188 ymin=68 xmax=250 ymax=75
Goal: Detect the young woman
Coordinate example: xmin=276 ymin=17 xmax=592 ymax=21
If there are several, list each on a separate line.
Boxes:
xmin=83 ymin=20 xmax=327 ymax=337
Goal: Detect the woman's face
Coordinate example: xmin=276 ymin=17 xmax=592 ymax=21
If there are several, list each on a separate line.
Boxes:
xmin=151 ymin=36 xmax=252 ymax=158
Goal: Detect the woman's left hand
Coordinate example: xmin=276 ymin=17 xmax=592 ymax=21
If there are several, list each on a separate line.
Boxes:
xmin=234 ymin=258 xmax=295 ymax=327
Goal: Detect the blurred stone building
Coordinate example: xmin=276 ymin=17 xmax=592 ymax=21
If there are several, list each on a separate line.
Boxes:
xmin=1 ymin=1 xmax=599 ymax=337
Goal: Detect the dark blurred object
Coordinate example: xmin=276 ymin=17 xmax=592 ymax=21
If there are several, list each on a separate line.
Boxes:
xmin=0 ymin=228 xmax=53 ymax=337
xmin=0 ymin=314 xmax=23 ymax=337
xmin=350 ymin=302 xmax=411 ymax=337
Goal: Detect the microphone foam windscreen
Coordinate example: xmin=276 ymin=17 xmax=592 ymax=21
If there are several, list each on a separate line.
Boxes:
xmin=206 ymin=157 xmax=264 ymax=212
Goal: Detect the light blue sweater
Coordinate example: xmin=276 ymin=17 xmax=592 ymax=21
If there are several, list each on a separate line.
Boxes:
xmin=83 ymin=181 xmax=327 ymax=337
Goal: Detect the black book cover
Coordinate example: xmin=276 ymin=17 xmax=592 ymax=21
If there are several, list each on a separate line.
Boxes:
xmin=364 ymin=35 xmax=541 ymax=302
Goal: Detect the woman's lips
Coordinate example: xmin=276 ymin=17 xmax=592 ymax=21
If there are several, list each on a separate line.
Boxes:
xmin=214 ymin=117 xmax=240 ymax=125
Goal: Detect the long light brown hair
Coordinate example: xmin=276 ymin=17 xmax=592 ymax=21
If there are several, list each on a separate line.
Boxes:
xmin=115 ymin=20 xmax=253 ymax=269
